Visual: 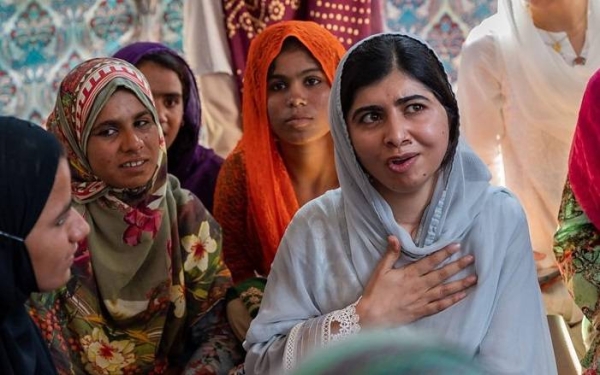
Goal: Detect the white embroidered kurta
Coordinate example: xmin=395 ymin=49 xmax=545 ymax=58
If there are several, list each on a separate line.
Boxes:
xmin=457 ymin=0 xmax=600 ymax=321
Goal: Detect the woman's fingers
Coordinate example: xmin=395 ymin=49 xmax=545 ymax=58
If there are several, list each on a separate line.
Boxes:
xmin=421 ymin=253 xmax=475 ymax=289
xmin=408 ymin=243 xmax=462 ymax=276
xmin=361 ymin=240 xmax=476 ymax=326
xmin=415 ymin=288 xmax=471 ymax=318
xmin=373 ymin=235 xmax=402 ymax=275
xmin=423 ymin=275 xmax=478 ymax=303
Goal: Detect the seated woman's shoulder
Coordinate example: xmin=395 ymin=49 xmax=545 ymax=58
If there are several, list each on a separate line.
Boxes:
xmin=283 ymin=189 xmax=344 ymax=240
xmin=292 ymin=189 xmax=343 ymax=222
xmin=222 ymin=147 xmax=245 ymax=168
xmin=279 ymin=189 xmax=346 ymax=260
xmin=461 ymin=15 xmax=502 ymax=58
xmin=167 ymin=174 xmax=217 ymax=224
xmin=484 ymin=186 xmax=527 ymax=220
xmin=216 ymin=148 xmax=246 ymax=187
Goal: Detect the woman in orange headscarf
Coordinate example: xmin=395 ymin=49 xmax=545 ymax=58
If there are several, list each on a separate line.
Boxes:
xmin=213 ymin=21 xmax=345 ymax=340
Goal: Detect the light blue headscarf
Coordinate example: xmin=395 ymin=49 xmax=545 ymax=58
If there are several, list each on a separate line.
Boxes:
xmin=329 ymin=32 xmax=491 ymax=286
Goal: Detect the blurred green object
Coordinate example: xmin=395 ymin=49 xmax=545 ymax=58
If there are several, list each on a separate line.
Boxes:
xmin=292 ymin=329 xmax=484 ymax=375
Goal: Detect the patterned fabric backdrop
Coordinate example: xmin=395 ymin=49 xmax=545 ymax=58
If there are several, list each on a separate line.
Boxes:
xmin=0 ymin=0 xmax=495 ymax=122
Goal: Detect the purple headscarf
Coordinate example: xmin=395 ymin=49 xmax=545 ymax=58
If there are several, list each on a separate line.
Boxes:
xmin=113 ymin=42 xmax=222 ymax=212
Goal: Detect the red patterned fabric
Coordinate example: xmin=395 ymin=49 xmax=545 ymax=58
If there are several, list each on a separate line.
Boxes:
xmin=569 ymin=69 xmax=600 ymax=230
xmin=222 ymin=0 xmax=382 ymax=91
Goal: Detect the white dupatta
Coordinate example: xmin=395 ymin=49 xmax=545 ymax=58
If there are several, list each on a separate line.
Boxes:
xmin=496 ymin=0 xmax=600 ymax=141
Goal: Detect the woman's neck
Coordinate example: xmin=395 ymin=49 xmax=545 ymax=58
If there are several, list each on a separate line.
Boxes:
xmin=529 ymin=0 xmax=587 ymax=32
xmin=278 ymin=134 xmax=339 ymax=207
xmin=381 ymin=171 xmax=440 ymax=239
xmin=529 ymin=0 xmax=588 ymax=55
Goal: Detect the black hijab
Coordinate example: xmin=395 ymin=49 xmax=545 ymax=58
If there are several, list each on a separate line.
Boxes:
xmin=0 ymin=116 xmax=62 ymax=375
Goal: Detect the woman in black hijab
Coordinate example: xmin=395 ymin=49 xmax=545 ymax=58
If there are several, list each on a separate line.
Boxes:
xmin=0 ymin=116 xmax=89 ymax=374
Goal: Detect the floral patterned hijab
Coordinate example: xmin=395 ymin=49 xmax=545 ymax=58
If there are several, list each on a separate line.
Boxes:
xmin=45 ymin=58 xmax=173 ymax=310
xmin=39 ymin=58 xmax=231 ymax=373
xmin=46 ymin=58 xmax=166 ymax=203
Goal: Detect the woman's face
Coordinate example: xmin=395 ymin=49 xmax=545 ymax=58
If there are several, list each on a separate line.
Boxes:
xmin=24 ymin=158 xmax=90 ymax=292
xmin=347 ymin=69 xmax=449 ymax=199
xmin=267 ymin=47 xmax=331 ymax=146
xmin=137 ymin=61 xmax=184 ymax=149
xmin=87 ymin=89 xmax=161 ymax=189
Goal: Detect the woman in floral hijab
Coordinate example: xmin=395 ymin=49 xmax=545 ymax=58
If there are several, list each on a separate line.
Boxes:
xmin=28 ymin=58 xmax=242 ymax=374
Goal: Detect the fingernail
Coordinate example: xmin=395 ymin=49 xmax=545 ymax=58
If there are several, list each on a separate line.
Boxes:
xmin=464 ymin=255 xmax=474 ymax=262
xmin=448 ymin=244 xmax=461 ymax=253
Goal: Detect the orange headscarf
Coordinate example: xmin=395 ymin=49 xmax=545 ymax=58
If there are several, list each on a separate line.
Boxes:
xmin=237 ymin=21 xmax=346 ymax=273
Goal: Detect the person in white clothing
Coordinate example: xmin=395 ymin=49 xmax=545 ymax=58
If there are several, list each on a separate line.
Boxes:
xmin=182 ymin=0 xmax=242 ymax=158
xmin=457 ymin=0 xmax=600 ymax=331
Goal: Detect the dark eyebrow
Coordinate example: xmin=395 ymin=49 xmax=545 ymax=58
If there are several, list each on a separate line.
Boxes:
xmin=394 ymin=94 xmax=431 ymax=106
xmin=350 ymin=94 xmax=432 ymax=122
xmin=268 ymin=67 xmax=323 ymax=80
xmin=133 ymin=109 xmax=152 ymax=119
xmin=154 ymin=91 xmax=182 ymax=98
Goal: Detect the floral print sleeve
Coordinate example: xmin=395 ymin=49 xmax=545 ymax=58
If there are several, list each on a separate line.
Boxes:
xmin=554 ymin=180 xmax=600 ymax=373
xmin=27 ymin=249 xmax=176 ymax=375
xmin=28 ymin=290 xmax=76 ymax=375
xmin=176 ymin=188 xmax=244 ymax=374
xmin=27 ymin=180 xmax=243 ymax=375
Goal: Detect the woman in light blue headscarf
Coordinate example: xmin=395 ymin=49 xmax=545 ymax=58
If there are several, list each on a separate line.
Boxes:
xmin=244 ymin=33 xmax=556 ymax=375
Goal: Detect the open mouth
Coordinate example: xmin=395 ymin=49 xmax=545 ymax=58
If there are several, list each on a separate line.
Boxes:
xmin=387 ymin=153 xmax=418 ymax=172
xmin=120 ymin=160 xmax=146 ymax=168
xmin=388 ymin=154 xmax=416 ymax=165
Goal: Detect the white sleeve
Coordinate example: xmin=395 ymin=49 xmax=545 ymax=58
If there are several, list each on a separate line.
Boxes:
xmin=457 ymin=31 xmax=506 ymax=186
xmin=244 ymin=278 xmax=360 ymax=375
xmin=243 ymin=210 xmax=361 ymax=375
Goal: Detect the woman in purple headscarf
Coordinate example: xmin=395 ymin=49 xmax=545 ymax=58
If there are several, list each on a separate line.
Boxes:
xmin=113 ymin=42 xmax=223 ymax=213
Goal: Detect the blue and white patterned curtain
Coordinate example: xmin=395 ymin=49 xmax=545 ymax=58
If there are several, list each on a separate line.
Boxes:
xmin=0 ymin=0 xmax=182 ymax=123
xmin=0 ymin=0 xmax=495 ymax=122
